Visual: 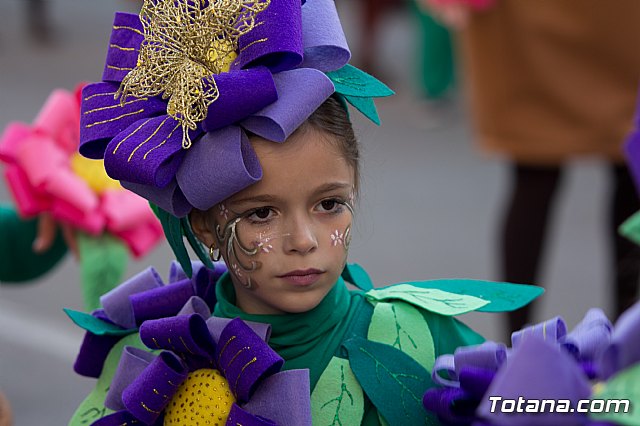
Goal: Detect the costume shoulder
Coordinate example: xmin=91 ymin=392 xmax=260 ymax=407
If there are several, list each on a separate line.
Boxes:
xmin=321 ymin=264 xmax=543 ymax=425
xmin=0 ymin=204 xmax=67 ymax=283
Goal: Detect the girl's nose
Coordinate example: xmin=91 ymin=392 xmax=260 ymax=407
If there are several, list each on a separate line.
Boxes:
xmin=283 ymin=215 xmax=318 ymax=255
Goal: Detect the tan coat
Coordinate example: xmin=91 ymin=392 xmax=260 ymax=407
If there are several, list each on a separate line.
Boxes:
xmin=458 ymin=0 xmax=640 ymax=165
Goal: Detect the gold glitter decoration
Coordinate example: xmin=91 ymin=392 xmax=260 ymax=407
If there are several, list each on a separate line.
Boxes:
xmin=117 ymin=0 xmax=271 ymax=149
xmin=164 ymin=368 xmax=236 ymax=425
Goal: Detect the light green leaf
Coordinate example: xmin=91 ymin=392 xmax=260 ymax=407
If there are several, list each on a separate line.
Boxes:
xmin=311 ymin=356 xmax=364 ymax=426
xmin=590 ymin=362 xmax=640 ymax=425
xmin=64 ymin=308 xmax=136 ymax=336
xmin=366 ymin=284 xmax=489 ymax=316
xmin=78 ymin=232 xmax=128 ymax=312
xmin=368 ymin=302 xmax=435 ymax=372
xmin=68 ymin=333 xmax=149 ymax=426
xmin=386 ymin=279 xmax=544 ymax=313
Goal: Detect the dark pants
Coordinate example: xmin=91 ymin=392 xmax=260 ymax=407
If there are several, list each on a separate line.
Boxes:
xmin=501 ymin=163 xmax=640 ymax=336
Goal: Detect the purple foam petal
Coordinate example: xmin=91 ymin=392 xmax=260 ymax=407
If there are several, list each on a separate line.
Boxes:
xmin=476 ymin=337 xmax=591 ymax=426
xmin=73 ymin=332 xmax=122 ymax=378
xmin=175 ymin=126 xmax=262 ymax=210
xmin=241 ymin=369 xmax=312 ymax=426
xmin=139 ymin=314 xmax=216 ymax=359
xmin=599 ymin=300 xmax=640 ymax=379
xmin=206 ymin=316 xmax=272 ymax=344
xmin=102 ymin=12 xmax=143 ymax=83
xmin=91 ymin=410 xmax=143 ymax=426
xmin=79 ymin=82 xmax=167 ymax=159
xmin=105 ymin=346 xmax=157 ymax=411
xmin=104 ymin=115 xmax=190 ymax=187
xmin=122 ymin=351 xmax=187 ymax=425
xmin=121 ymin=179 xmax=192 ymax=218
xmin=459 ymin=366 xmax=496 ymax=400
xmin=511 ymin=316 xmax=567 ymax=348
xmin=216 ymin=318 xmax=284 ymax=403
xmin=201 ymin=68 xmax=278 ymax=133
xmin=432 ymin=354 xmax=457 ymax=387
xmin=233 ymin=0 xmax=303 ymax=73
xmin=241 ymin=68 xmax=334 ymax=142
xmin=192 ymin=265 xmax=219 ymax=310
xmin=100 ymin=267 xmax=164 ymax=329
xmin=561 ymin=308 xmax=612 ymax=361
xmin=455 ymin=341 xmax=508 ymax=374
xmin=169 ymin=260 xmax=188 ymax=283
xmin=177 ymin=296 xmax=211 ymax=318
xmin=300 ymin=0 xmax=351 ymax=72
xmin=226 ymin=404 xmax=277 ymax=426
xmin=423 ymin=387 xmax=477 ymax=426
xmin=130 ymin=278 xmax=195 ymax=325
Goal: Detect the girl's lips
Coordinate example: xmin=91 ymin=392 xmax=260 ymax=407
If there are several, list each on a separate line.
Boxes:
xmin=277 ymin=269 xmax=325 ymax=286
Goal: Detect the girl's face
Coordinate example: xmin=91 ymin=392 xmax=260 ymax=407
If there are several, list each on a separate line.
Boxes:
xmin=192 ymin=127 xmax=356 ymax=315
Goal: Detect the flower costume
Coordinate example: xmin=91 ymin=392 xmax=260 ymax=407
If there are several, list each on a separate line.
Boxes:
xmin=68 ymin=0 xmax=545 ymax=424
xmin=424 ymin=300 xmax=640 ymax=426
xmin=0 ymin=85 xmax=163 ymax=309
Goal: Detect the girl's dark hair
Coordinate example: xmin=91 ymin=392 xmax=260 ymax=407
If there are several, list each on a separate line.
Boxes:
xmin=301 ymin=95 xmax=360 ymax=196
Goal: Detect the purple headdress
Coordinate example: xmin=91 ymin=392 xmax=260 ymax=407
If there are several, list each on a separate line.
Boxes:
xmin=78 ymin=0 xmax=393 ymax=275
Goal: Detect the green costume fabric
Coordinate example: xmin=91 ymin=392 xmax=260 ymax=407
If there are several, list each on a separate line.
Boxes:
xmin=410 ymin=1 xmax=456 ymax=99
xmin=0 ymin=204 xmax=67 ymax=283
xmin=70 ymin=264 xmax=541 ymax=425
xmin=214 ymin=271 xmax=484 ymax=425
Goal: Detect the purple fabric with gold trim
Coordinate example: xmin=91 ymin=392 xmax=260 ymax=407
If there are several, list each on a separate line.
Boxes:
xmin=73 ymin=261 xmax=224 ymax=379
xmin=79 ymin=0 xmax=350 ymax=217
xmin=102 ymin=313 xmax=311 ymax=425
xmin=424 ymin=302 xmax=640 ymax=426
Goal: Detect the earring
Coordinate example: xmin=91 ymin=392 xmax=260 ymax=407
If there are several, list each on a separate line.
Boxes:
xmin=209 ymin=244 xmax=221 ymax=262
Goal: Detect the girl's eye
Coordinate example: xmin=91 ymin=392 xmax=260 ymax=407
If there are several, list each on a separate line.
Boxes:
xmin=247 ymin=207 xmax=274 ymax=222
xmin=318 ymin=198 xmax=344 ymax=213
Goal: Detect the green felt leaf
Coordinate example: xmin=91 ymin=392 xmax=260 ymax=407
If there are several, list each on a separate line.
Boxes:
xmin=385 ymin=279 xmax=544 ymax=313
xmin=63 ymin=308 xmax=136 ymax=336
xmin=343 ymin=337 xmax=438 ymax=426
xmin=341 ymin=263 xmax=374 ymax=291
xmin=153 ymin=203 xmax=193 ymax=278
xmin=77 ymin=232 xmax=128 ymax=312
xmin=68 ymin=333 xmax=149 ymax=426
xmin=619 ymin=210 xmax=640 ymax=246
xmin=182 ymin=217 xmax=214 ymax=270
xmin=311 ymin=356 xmax=364 ymax=426
xmin=368 ymin=302 xmax=435 ymax=373
xmin=590 ymin=362 xmax=640 ymax=425
xmin=327 ymin=64 xmax=394 ymax=98
xmin=366 ymin=284 xmax=490 ymax=316
xmin=344 ymin=95 xmax=381 ymax=125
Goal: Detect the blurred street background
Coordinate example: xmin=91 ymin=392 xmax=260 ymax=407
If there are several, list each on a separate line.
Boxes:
xmin=0 ymin=0 xmax=619 ymax=424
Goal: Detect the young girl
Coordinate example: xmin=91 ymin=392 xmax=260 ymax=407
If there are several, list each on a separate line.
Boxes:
xmin=68 ymin=0 xmax=541 ymax=424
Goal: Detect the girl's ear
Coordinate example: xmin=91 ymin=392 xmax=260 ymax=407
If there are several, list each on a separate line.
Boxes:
xmin=189 ymin=209 xmax=217 ymax=248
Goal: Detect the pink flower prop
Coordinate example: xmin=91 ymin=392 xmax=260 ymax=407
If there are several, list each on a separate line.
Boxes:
xmin=0 ymin=85 xmax=163 ymax=258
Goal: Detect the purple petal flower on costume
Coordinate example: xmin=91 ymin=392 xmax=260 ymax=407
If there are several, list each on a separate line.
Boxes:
xmin=624 ymin=89 xmax=640 ymax=191
xmin=99 ymin=314 xmax=311 ymax=426
xmin=79 ymin=0 xmax=350 ymax=217
xmin=424 ymin=300 xmax=640 ymax=426
xmin=71 ymin=261 xmax=225 ymax=378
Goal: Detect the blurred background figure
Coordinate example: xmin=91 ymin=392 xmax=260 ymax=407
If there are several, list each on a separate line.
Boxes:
xmin=421 ymin=0 xmax=640 ymax=335
xmin=25 ymin=0 xmax=52 ymax=43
